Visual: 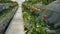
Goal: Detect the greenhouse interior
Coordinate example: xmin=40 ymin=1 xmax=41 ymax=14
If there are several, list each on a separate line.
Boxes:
xmin=0 ymin=0 xmax=60 ymax=34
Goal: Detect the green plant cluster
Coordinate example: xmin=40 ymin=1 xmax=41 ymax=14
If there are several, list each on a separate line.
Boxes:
xmin=0 ymin=5 xmax=17 ymax=18
xmin=25 ymin=0 xmax=55 ymax=5
xmin=22 ymin=0 xmax=55 ymax=34
xmin=22 ymin=3 xmax=49 ymax=34
xmin=0 ymin=3 xmax=18 ymax=18
xmin=0 ymin=0 xmax=17 ymax=3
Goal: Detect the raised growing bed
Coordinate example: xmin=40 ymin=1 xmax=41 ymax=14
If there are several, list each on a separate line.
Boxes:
xmin=0 ymin=2 xmax=18 ymax=34
xmin=22 ymin=0 xmax=55 ymax=34
xmin=0 ymin=3 xmax=9 ymax=12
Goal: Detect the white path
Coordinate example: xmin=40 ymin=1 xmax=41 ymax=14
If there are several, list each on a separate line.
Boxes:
xmin=5 ymin=0 xmax=25 ymax=34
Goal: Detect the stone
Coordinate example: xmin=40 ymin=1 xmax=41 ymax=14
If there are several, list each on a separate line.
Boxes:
xmin=46 ymin=0 xmax=60 ymax=28
xmin=40 ymin=0 xmax=60 ymax=34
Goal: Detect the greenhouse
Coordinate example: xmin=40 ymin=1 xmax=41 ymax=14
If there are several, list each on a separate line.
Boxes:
xmin=0 ymin=0 xmax=60 ymax=34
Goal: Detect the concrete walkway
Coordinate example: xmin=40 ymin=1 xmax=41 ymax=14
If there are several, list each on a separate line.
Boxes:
xmin=5 ymin=0 xmax=25 ymax=34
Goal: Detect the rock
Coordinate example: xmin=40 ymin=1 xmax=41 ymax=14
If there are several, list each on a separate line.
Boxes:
xmin=40 ymin=0 xmax=60 ymax=34
xmin=46 ymin=0 xmax=60 ymax=28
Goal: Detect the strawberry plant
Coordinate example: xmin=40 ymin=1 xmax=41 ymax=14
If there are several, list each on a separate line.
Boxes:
xmin=22 ymin=0 xmax=55 ymax=34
